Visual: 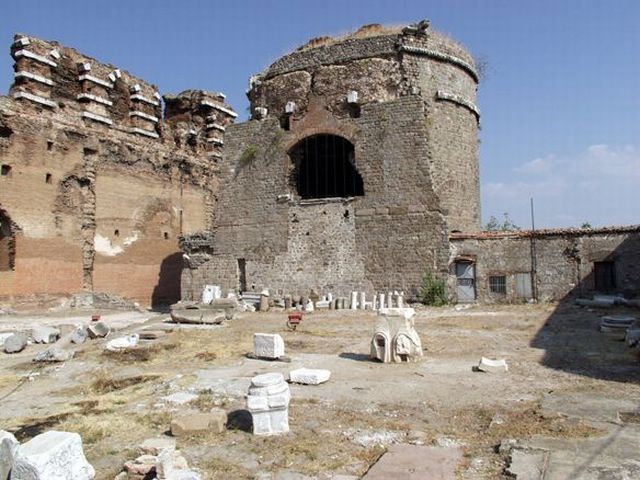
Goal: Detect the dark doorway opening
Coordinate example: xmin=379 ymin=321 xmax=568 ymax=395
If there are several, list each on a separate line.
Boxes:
xmin=0 ymin=209 xmax=17 ymax=271
xmin=594 ymin=261 xmax=616 ymax=292
xmin=289 ymin=134 xmax=363 ymax=199
xmin=237 ymin=258 xmax=247 ymax=293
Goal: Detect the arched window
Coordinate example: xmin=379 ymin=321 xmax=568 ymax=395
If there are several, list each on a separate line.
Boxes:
xmin=0 ymin=209 xmax=16 ymax=271
xmin=289 ymin=135 xmax=364 ymax=199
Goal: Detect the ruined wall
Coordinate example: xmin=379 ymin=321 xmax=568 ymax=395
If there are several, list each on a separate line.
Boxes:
xmin=181 ymin=21 xmax=470 ymax=300
xmin=449 ymin=227 xmax=640 ymax=303
xmin=0 ymin=35 xmax=235 ymax=306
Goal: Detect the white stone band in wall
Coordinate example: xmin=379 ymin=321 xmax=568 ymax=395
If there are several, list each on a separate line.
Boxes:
xmin=81 ymin=111 xmax=113 ymax=125
xmin=14 ymin=71 xmax=54 ymax=86
xmin=13 ymin=49 xmax=58 ymax=68
xmin=13 ymin=91 xmax=57 ymax=108
xmin=435 ymin=90 xmax=480 ymax=119
xmin=77 ymin=93 xmax=113 ymax=106
xmin=400 ymin=45 xmax=478 ymax=82
xmin=130 ymin=93 xmax=160 ymax=106
xmin=129 ymin=111 xmax=159 ymax=123
xmin=78 ymin=74 xmax=114 ymax=89
xmin=201 ymin=100 xmax=238 ymax=118
xmin=129 ymin=127 xmax=159 ymax=138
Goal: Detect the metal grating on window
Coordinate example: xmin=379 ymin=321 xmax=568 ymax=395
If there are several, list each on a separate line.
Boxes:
xmin=489 ymin=275 xmax=506 ymax=294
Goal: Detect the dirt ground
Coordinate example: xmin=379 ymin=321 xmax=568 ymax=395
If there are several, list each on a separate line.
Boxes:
xmin=1 ymin=302 xmax=639 ymax=479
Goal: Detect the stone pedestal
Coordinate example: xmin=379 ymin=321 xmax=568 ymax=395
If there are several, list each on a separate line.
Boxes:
xmin=247 ymin=373 xmax=290 ymax=435
xmin=254 ymin=333 xmax=284 ymax=359
xmin=371 ymin=307 xmax=423 ymax=363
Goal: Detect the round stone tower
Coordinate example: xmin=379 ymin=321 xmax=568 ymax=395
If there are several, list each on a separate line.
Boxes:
xmin=182 ymin=20 xmax=481 ymax=300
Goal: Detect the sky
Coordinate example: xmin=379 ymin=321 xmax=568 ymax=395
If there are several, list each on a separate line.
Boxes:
xmin=2 ymin=0 xmax=639 ymax=229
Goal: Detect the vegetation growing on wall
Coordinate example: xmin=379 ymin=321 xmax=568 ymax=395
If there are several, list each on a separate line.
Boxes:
xmin=420 ymin=271 xmax=447 ymax=306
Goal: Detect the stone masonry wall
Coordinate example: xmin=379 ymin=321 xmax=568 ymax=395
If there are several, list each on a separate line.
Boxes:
xmin=0 ymin=34 xmax=235 ymax=306
xmin=449 ymin=228 xmax=640 ymax=303
xmin=181 ymin=21 xmax=475 ymax=300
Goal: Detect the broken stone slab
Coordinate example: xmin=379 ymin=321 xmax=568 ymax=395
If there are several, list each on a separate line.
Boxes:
xmin=362 ymin=444 xmax=462 ymax=480
xmin=254 ymin=333 xmax=285 ymax=359
xmin=105 ymin=333 xmax=139 ymax=352
xmin=138 ymin=437 xmax=176 ymax=456
xmin=0 ymin=430 xmax=19 ymax=480
xmin=71 ymin=326 xmax=88 ymax=344
xmin=31 ymin=325 xmax=60 ymax=344
xmin=34 ymin=346 xmax=74 ymax=362
xmin=170 ymin=308 xmax=225 ymax=324
xmin=87 ymin=321 xmax=110 ymax=339
xmin=476 ymin=357 xmax=509 ymax=373
xmin=12 ymin=430 xmax=95 ymax=480
xmin=170 ymin=409 xmax=227 ymax=437
xmin=4 ymin=332 xmax=28 ymax=353
xmin=156 ymin=449 xmax=191 ymax=479
xmin=505 ymin=447 xmax=549 ymax=480
xmin=289 ymin=368 xmax=331 ymax=385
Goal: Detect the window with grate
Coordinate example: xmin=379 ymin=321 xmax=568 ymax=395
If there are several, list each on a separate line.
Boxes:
xmin=489 ymin=275 xmax=507 ymax=294
xmin=289 ymin=134 xmax=363 ymax=199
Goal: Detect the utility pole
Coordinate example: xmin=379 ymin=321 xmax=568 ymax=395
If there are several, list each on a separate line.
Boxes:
xmin=530 ymin=198 xmax=538 ymax=302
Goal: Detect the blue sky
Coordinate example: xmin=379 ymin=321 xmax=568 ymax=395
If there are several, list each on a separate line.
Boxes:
xmin=2 ymin=0 xmax=639 ymax=229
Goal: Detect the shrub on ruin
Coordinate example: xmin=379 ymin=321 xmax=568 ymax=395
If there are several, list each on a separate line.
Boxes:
xmin=420 ymin=271 xmax=447 ymax=306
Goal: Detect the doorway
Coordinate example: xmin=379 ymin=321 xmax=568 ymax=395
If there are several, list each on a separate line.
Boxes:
xmin=455 ymin=261 xmax=476 ymax=302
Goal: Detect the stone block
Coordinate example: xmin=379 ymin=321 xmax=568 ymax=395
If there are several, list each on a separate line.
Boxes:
xmin=0 ymin=332 xmax=15 ymax=348
xmin=476 ymin=357 xmax=508 ymax=373
xmin=105 ymin=334 xmax=139 ymax=352
xmin=31 ymin=325 xmax=60 ymax=344
xmin=4 ymin=332 xmax=28 ymax=353
xmin=34 ymin=346 xmax=74 ymax=362
xmin=87 ymin=321 xmax=110 ymax=338
xmin=254 ymin=333 xmax=285 ymax=359
xmin=289 ymin=368 xmax=331 ymax=385
xmin=0 ymin=430 xmax=19 ymax=480
xmin=156 ymin=449 xmax=189 ymax=479
xmin=12 ymin=430 xmax=95 ymax=480
xmin=170 ymin=409 xmax=227 ymax=436
xmin=71 ymin=326 xmax=88 ymax=344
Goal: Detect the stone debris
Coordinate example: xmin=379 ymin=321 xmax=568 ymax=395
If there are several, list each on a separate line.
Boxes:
xmin=0 ymin=332 xmax=14 ymax=348
xmin=105 ymin=333 xmax=139 ymax=352
xmin=201 ymin=284 xmax=221 ymax=305
xmin=170 ymin=409 xmax=227 ymax=436
xmin=4 ymin=332 xmax=28 ymax=353
xmin=11 ymin=430 xmax=95 ymax=480
xmin=600 ymin=315 xmax=635 ymax=332
xmin=370 ymin=308 xmax=423 ymax=363
xmin=247 ymin=372 xmax=291 ymax=435
xmin=138 ymin=437 xmax=176 ymax=456
xmin=476 ymin=357 xmax=509 ymax=373
xmin=169 ymin=299 xmax=234 ymax=324
xmin=87 ymin=321 xmax=110 ymax=339
xmin=34 ymin=346 xmax=74 ymax=362
xmin=138 ymin=330 xmax=167 ymax=340
xmin=115 ymin=440 xmax=201 ymax=480
xmin=0 ymin=430 xmax=19 ymax=480
xmin=254 ymin=333 xmax=285 ymax=359
xmin=625 ymin=328 xmax=640 ymax=347
xmin=161 ymin=392 xmax=199 ymax=405
xmin=71 ymin=326 xmax=89 ymax=344
xmin=289 ymin=368 xmax=331 ymax=385
xmin=259 ymin=289 xmax=270 ymax=312
xmin=31 ymin=325 xmax=60 ymax=344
